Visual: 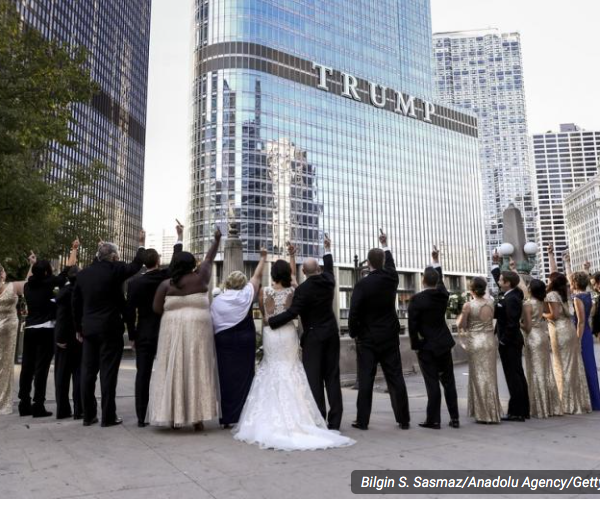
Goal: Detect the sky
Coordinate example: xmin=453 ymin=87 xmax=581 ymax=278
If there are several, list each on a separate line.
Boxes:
xmin=143 ymin=0 xmax=600 ymax=237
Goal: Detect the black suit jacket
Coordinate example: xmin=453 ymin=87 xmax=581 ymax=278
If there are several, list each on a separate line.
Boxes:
xmin=55 ymin=283 xmax=76 ymax=346
xmin=408 ymin=266 xmax=454 ymax=355
xmin=491 ymin=267 xmax=524 ymax=347
xmin=268 ymin=253 xmax=339 ymax=345
xmin=124 ymin=242 xmax=183 ymax=346
xmin=348 ymin=250 xmax=400 ymax=347
xmin=73 ymin=248 xmax=145 ymax=337
xmin=593 ymin=295 xmax=600 ymax=336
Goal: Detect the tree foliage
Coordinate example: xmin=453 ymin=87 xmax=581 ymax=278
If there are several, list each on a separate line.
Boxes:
xmin=0 ymin=0 xmax=110 ymax=275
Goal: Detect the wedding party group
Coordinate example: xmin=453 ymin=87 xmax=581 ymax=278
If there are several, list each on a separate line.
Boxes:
xmin=0 ymin=223 xmax=599 ymax=453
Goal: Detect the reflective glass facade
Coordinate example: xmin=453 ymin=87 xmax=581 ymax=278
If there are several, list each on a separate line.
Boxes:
xmin=190 ymin=0 xmax=486 ymax=289
xmin=13 ymin=0 xmax=151 ymax=260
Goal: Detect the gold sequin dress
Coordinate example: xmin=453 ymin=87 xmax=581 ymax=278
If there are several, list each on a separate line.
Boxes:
xmin=0 ymin=283 xmax=18 ymax=415
xmin=546 ymin=291 xmax=591 ymax=415
xmin=523 ymin=299 xmax=563 ymax=418
xmin=464 ymin=298 xmax=502 ymax=423
xmin=148 ymin=292 xmax=219 ymax=427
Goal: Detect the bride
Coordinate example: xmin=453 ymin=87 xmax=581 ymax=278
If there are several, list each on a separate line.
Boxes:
xmin=232 ymin=253 xmax=355 ymax=451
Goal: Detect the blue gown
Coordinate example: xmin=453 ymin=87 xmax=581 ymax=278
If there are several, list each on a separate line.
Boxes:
xmin=573 ymin=292 xmax=600 ymax=410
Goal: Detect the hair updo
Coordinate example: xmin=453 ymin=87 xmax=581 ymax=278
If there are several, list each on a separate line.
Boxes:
xmin=225 ymin=271 xmax=248 ymax=290
xmin=271 ymin=260 xmax=292 ymax=288
xmin=470 ymin=277 xmax=487 ymax=297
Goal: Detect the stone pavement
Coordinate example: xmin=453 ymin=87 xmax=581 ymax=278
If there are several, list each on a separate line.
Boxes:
xmin=1 ymin=352 xmax=599 ymax=499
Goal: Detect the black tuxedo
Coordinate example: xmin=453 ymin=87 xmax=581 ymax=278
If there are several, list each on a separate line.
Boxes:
xmin=54 ymin=283 xmax=82 ymax=419
xmin=491 ymin=267 xmax=529 ymax=418
xmin=124 ymin=242 xmax=182 ymax=424
xmin=408 ymin=265 xmax=458 ymax=424
xmin=73 ymin=247 xmax=145 ymax=425
xmin=269 ymin=253 xmax=343 ymax=429
xmin=348 ymin=249 xmax=410 ymax=427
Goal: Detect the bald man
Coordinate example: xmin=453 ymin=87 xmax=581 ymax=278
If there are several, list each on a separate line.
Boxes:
xmin=269 ymin=237 xmax=343 ymax=430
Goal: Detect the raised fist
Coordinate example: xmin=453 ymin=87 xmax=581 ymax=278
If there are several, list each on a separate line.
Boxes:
xmin=432 ymin=245 xmax=440 ymax=263
xmin=547 ymin=243 xmax=554 ymax=255
xmin=28 ymin=251 xmax=37 ymax=265
xmin=324 ymin=234 xmax=331 ymax=251
xmin=214 ymin=226 xmax=222 ymax=240
xmin=72 ymin=238 xmax=80 ymax=250
xmin=492 ymin=250 xmax=501 ymax=265
xmin=260 ymin=247 xmax=268 ymax=259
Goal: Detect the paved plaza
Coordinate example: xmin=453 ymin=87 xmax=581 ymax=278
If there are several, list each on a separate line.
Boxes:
xmin=1 ymin=350 xmax=599 ymax=499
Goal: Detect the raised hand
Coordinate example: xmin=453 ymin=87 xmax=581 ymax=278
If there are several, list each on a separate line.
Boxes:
xmin=138 ymin=230 xmax=146 ymax=245
xmin=432 ymin=245 xmax=440 ymax=263
xmin=286 ymin=241 xmax=296 ymax=256
xmin=509 ymin=256 xmax=517 ymax=272
xmin=260 ymin=247 xmax=268 ymax=259
xmin=492 ymin=249 xmax=501 ymax=265
xmin=28 ymin=251 xmax=37 ymax=265
xmin=176 ymin=219 xmax=184 ymax=239
xmin=71 ymin=237 xmax=80 ymax=250
xmin=547 ymin=243 xmax=554 ymax=255
xmin=214 ymin=226 xmax=222 ymax=241
xmin=324 ymin=234 xmax=331 ymax=251
xmin=379 ymin=229 xmax=387 ymax=247
xmin=584 ymin=260 xmax=591 ymax=272
xmin=563 ymin=250 xmax=571 ymax=263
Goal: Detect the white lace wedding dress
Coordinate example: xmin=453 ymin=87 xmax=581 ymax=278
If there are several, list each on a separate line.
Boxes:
xmin=232 ymin=286 xmax=355 ymax=451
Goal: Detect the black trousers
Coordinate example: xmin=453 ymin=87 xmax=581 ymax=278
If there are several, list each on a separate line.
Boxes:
xmin=18 ymin=328 xmax=55 ymax=406
xmin=81 ymin=333 xmax=124 ymax=425
xmin=498 ymin=343 xmax=529 ymax=418
xmin=54 ymin=341 xmax=83 ymax=418
xmin=134 ymin=341 xmax=157 ymax=424
xmin=355 ymin=340 xmax=410 ymax=426
xmin=302 ymin=333 xmax=343 ymax=429
xmin=417 ymin=349 xmax=459 ymax=424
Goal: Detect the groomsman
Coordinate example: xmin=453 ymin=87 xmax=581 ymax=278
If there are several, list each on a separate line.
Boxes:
xmin=73 ymin=231 xmax=146 ymax=427
xmin=491 ymin=252 xmax=529 ymax=421
xmin=348 ymin=231 xmax=410 ymax=430
xmin=268 ymin=235 xmax=344 ymax=430
xmin=408 ymin=247 xmax=459 ymax=429
xmin=125 ymin=223 xmax=183 ymax=427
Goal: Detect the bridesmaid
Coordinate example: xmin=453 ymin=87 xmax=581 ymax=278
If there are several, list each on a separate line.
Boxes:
xmin=521 ymin=279 xmax=562 ymax=418
xmin=544 ymin=272 xmax=591 ymax=415
xmin=211 ymin=248 xmax=267 ymax=428
xmin=0 ymin=254 xmax=35 ymax=415
xmin=457 ymin=277 xmax=502 ymax=424
xmin=571 ymin=271 xmax=600 ymax=410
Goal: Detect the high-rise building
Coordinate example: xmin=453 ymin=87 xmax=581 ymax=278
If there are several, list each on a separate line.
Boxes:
xmin=147 ymin=229 xmax=178 ymax=265
xmin=189 ymin=0 xmax=486 ymax=316
xmin=533 ymin=124 xmax=600 ymax=275
xmin=564 ymin=175 xmax=600 ymax=273
xmin=13 ymin=0 xmax=152 ymax=260
xmin=433 ymin=29 xmax=536 ymax=270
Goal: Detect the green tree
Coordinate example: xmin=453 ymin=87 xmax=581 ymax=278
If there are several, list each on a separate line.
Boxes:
xmin=0 ymin=0 xmax=109 ymax=274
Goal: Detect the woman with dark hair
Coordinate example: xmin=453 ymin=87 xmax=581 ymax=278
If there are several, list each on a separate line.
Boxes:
xmin=544 ymin=271 xmax=591 ymax=414
xmin=457 ymin=277 xmax=502 ymax=423
xmin=571 ymin=272 xmax=600 ymax=410
xmin=521 ymin=279 xmax=562 ymax=418
xmin=233 ymin=245 xmax=355 ymax=450
xmin=148 ymin=228 xmax=222 ymax=430
xmin=0 ymin=253 xmax=35 ymax=415
xmin=18 ymin=241 xmax=78 ymax=417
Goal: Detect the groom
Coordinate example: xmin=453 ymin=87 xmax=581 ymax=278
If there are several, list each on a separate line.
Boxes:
xmin=268 ymin=236 xmax=344 ymax=430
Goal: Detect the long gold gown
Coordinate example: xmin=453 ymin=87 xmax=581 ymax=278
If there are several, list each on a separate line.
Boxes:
xmin=0 ymin=283 xmax=19 ymax=415
xmin=546 ymin=291 xmax=591 ymax=415
xmin=523 ymin=299 xmax=562 ymax=418
xmin=148 ymin=292 xmax=219 ymax=427
xmin=464 ymin=298 xmax=502 ymax=423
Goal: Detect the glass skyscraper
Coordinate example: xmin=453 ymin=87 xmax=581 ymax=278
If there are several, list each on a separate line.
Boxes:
xmin=13 ymin=0 xmax=152 ymax=260
xmin=434 ymin=29 xmax=536 ymax=272
xmin=190 ymin=0 xmax=486 ymax=314
xmin=533 ymin=124 xmax=600 ymax=276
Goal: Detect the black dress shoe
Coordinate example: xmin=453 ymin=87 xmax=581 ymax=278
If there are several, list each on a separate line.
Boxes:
xmin=18 ymin=402 xmax=32 ymax=417
xmin=418 ymin=422 xmax=441 ymax=430
xmin=137 ymin=421 xmax=148 ymax=428
xmin=73 ymin=414 xmax=83 ymax=420
xmin=351 ymin=421 xmax=368 ymax=430
xmin=327 ymin=424 xmax=340 ymax=430
xmin=32 ymin=405 xmax=53 ymax=418
xmin=83 ymin=417 xmax=99 ymax=426
xmin=101 ymin=417 xmax=123 ymax=427
xmin=399 ymin=423 xmax=410 ymax=430
xmin=501 ymin=415 xmax=525 ymax=422
xmin=449 ymin=419 xmax=460 ymax=429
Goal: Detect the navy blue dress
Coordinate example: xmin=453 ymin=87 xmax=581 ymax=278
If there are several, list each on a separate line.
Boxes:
xmin=214 ymin=310 xmax=256 ymax=425
xmin=573 ymin=292 xmax=600 ymax=410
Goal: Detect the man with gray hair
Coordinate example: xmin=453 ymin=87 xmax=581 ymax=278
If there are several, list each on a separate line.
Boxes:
xmin=73 ymin=231 xmax=146 ymax=427
xmin=268 ymin=235 xmax=344 ymax=430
